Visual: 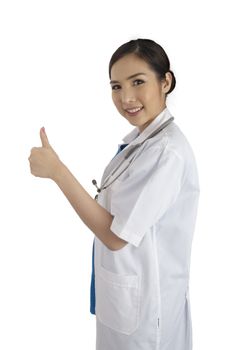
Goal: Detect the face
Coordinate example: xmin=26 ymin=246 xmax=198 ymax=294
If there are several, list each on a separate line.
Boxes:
xmin=110 ymin=53 xmax=172 ymax=133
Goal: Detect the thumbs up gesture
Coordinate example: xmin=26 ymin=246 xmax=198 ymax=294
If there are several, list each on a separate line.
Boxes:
xmin=28 ymin=127 xmax=62 ymax=180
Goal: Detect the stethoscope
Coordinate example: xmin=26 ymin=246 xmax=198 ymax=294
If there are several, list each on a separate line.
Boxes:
xmin=92 ymin=116 xmax=174 ymax=200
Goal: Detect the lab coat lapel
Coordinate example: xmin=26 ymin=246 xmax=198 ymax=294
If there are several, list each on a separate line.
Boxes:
xmin=100 ymin=107 xmax=173 ymax=186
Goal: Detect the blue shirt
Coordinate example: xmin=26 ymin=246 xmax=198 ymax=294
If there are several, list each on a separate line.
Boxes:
xmin=90 ymin=143 xmax=129 ymax=315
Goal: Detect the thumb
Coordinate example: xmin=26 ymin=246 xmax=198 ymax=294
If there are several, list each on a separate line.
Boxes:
xmin=40 ymin=127 xmax=51 ymax=148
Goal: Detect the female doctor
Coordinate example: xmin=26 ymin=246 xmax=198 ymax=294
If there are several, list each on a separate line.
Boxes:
xmin=28 ymin=38 xmax=200 ymax=350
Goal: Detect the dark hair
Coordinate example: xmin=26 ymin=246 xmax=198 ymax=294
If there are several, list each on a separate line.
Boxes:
xmin=109 ymin=38 xmax=176 ymax=96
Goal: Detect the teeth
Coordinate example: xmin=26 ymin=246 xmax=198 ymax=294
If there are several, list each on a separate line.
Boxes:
xmin=126 ymin=107 xmax=142 ymax=113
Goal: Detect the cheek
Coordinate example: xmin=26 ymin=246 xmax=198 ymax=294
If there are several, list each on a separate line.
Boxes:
xmin=140 ymin=91 xmax=154 ymax=107
xmin=112 ymin=93 xmax=117 ymax=103
xmin=112 ymin=94 xmax=121 ymax=108
xmin=143 ymin=87 xmax=161 ymax=105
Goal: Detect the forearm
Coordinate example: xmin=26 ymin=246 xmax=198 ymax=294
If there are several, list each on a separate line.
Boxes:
xmin=51 ymin=162 xmax=125 ymax=250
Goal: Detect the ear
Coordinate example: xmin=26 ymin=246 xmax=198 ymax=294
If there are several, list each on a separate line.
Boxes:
xmin=162 ymin=72 xmax=173 ymax=94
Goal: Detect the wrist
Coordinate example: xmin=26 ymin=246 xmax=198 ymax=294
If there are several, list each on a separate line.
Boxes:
xmin=51 ymin=160 xmax=67 ymax=183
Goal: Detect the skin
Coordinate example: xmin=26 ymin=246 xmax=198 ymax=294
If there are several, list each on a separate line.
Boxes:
xmin=28 ymin=54 xmax=172 ymax=250
xmin=28 ymin=128 xmax=128 ymax=251
xmin=110 ymin=53 xmax=172 ymax=133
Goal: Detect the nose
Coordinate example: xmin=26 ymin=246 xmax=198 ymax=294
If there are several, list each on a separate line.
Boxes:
xmin=120 ymin=87 xmax=136 ymax=104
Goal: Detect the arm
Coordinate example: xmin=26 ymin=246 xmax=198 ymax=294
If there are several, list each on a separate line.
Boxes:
xmin=52 ymin=162 xmax=128 ymax=251
xmin=29 ymin=127 xmax=127 ymax=251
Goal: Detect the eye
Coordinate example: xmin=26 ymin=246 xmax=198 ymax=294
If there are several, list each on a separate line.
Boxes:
xmin=111 ymin=84 xmax=121 ymax=91
xmin=111 ymin=79 xmax=145 ymax=91
xmin=133 ymin=79 xmax=144 ymax=86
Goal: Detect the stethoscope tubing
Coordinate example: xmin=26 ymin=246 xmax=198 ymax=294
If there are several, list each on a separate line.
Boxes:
xmin=92 ymin=116 xmax=174 ymax=197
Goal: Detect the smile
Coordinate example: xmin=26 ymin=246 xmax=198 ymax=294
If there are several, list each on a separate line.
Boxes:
xmin=125 ymin=106 xmax=144 ymax=116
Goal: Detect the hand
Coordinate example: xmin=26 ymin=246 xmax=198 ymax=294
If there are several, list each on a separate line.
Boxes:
xmin=28 ymin=127 xmax=63 ymax=180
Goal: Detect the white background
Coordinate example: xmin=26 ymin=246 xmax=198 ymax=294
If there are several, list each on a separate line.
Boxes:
xmin=0 ymin=0 xmax=232 ymax=349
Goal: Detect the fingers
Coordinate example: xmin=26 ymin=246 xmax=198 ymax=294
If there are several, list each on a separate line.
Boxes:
xmin=28 ymin=147 xmax=38 ymax=162
xmin=40 ymin=127 xmax=51 ymax=148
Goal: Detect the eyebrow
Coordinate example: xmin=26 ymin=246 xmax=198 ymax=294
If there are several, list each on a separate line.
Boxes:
xmin=110 ymin=72 xmax=147 ymax=84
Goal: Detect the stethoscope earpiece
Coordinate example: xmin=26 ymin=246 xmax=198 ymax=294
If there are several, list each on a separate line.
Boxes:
xmin=92 ymin=179 xmax=101 ymax=193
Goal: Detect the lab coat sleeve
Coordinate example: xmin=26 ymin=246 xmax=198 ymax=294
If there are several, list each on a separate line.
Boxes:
xmin=110 ymin=146 xmax=185 ymax=247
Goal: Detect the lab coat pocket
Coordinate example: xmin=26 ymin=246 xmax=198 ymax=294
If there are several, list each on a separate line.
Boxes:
xmin=96 ymin=265 xmax=141 ymax=335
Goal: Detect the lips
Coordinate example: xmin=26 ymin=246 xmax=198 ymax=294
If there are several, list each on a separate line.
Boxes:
xmin=124 ymin=106 xmax=144 ymax=115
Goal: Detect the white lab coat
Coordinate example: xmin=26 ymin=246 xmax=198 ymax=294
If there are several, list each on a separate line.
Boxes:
xmin=94 ymin=107 xmax=200 ymax=350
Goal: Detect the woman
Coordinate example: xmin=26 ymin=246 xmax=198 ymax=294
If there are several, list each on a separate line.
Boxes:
xmin=28 ymin=38 xmax=200 ymax=350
